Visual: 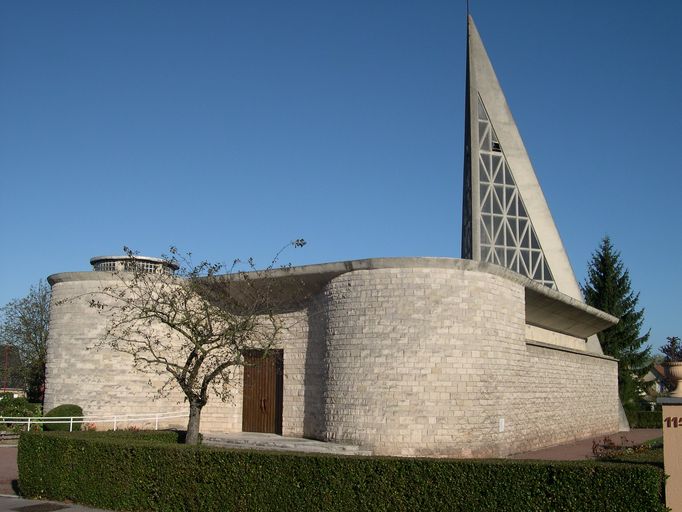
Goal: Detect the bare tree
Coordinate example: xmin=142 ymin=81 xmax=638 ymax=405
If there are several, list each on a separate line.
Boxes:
xmin=0 ymin=281 xmax=51 ymax=402
xmin=87 ymin=242 xmax=305 ymax=444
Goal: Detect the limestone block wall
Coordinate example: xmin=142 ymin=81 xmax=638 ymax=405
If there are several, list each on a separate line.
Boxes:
xmin=307 ymin=266 xmax=618 ymax=457
xmin=316 ymin=267 xmax=527 ymax=456
xmin=275 ymin=311 xmax=312 ymax=437
xmin=525 ymin=325 xmax=586 ymax=351
xmin=45 ymin=259 xmax=620 ymax=456
xmin=46 ymin=276 xmax=190 ymax=430
xmin=506 ymin=342 xmax=619 ymax=453
xmin=202 ymin=311 xmax=310 ymax=435
xmin=44 ymin=275 xmax=301 ymax=434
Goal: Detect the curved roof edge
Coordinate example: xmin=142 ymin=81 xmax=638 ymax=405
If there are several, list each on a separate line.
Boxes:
xmin=48 ymin=256 xmax=617 ymax=339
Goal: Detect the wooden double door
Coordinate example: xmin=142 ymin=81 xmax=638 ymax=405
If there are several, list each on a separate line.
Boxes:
xmin=242 ymin=350 xmax=283 ymax=434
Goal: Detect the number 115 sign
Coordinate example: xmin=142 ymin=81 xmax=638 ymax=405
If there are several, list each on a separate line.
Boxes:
xmin=664 ymin=416 xmax=682 ymax=428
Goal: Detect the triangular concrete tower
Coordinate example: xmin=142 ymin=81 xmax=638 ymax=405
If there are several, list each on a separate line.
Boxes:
xmin=461 ymin=15 xmax=616 ymax=363
xmin=462 ymin=15 xmax=582 ymax=301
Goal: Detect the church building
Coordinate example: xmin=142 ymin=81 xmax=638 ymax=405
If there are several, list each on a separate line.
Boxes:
xmin=44 ymin=16 xmax=623 ymax=457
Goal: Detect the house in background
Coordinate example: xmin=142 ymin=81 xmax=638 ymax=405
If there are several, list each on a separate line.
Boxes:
xmin=0 ymin=345 xmax=26 ymax=399
xmin=642 ymin=364 xmax=669 ymax=407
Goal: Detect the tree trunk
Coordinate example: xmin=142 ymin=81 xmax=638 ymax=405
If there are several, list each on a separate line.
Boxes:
xmin=185 ymin=402 xmax=203 ymax=445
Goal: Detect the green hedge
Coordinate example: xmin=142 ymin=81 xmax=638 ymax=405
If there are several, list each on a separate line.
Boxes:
xmin=64 ymin=430 xmax=183 ymax=443
xmin=72 ymin=429 xmax=199 ymax=444
xmin=18 ymin=432 xmax=666 ymax=512
xmin=626 ymin=410 xmax=663 ymax=429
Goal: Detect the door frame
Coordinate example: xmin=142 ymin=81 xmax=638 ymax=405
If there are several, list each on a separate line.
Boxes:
xmin=241 ymin=349 xmax=283 ymax=434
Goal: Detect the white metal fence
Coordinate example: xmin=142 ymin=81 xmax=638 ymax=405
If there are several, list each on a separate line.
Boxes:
xmin=0 ymin=411 xmax=188 ymax=432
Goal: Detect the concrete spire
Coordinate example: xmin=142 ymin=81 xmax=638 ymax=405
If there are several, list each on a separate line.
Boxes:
xmin=462 ymin=15 xmax=583 ymax=302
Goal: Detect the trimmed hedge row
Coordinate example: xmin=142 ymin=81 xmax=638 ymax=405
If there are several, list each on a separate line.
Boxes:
xmin=18 ymin=432 xmax=666 ymax=512
xmin=626 ymin=410 xmax=663 ymax=429
xmin=60 ymin=429 xmax=184 ymax=443
xmin=72 ymin=429 xmax=199 ymax=444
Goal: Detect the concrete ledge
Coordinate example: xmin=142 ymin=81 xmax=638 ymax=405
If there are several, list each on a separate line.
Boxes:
xmin=48 ymin=256 xmax=618 ymax=339
xmin=658 ymin=397 xmax=682 ymax=405
xmin=525 ymin=340 xmax=617 ymax=362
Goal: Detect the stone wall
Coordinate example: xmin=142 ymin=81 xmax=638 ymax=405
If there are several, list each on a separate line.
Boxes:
xmin=317 ymin=267 xmax=525 ymax=456
xmin=45 ymin=259 xmax=620 ymax=456
xmin=45 ymin=276 xmax=189 ymax=430
xmin=525 ymin=325 xmax=586 ymax=351
xmin=44 ymin=275 xmax=304 ymax=434
xmin=509 ymin=342 xmax=619 ymax=453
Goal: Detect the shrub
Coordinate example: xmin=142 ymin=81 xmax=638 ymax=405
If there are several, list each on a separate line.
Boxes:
xmin=0 ymin=396 xmax=40 ymax=418
xmin=43 ymin=404 xmax=83 ymax=432
xmin=595 ymin=436 xmax=664 ymax=469
xmin=0 ymin=396 xmax=42 ymax=432
xmin=603 ymin=447 xmax=664 ymax=468
xmin=626 ymin=410 xmax=662 ymax=428
xmin=18 ymin=432 xmax=666 ymax=512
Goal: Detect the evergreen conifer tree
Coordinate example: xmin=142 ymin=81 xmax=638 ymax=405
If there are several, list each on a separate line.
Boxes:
xmin=582 ymin=236 xmax=651 ymax=410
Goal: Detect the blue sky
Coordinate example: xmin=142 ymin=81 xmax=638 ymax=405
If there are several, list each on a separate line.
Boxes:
xmin=1 ymin=1 xmax=680 ymax=351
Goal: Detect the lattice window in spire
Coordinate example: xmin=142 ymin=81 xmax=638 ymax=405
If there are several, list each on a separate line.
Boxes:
xmin=477 ymin=96 xmax=556 ymax=289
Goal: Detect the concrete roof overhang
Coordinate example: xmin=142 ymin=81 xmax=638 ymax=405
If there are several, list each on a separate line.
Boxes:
xmin=48 ymin=257 xmax=617 ymax=339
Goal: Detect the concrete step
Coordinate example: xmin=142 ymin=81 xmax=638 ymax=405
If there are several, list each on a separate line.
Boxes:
xmin=203 ymin=433 xmax=372 ymax=456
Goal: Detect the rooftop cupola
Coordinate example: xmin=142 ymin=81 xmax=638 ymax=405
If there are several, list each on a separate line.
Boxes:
xmin=90 ymin=255 xmax=179 ymax=275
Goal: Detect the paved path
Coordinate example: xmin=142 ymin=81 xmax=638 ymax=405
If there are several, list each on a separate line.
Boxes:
xmin=203 ymin=432 xmax=372 ymax=455
xmin=0 ymin=448 xmax=16 ymax=496
xmin=0 ymin=496 xmax=111 ymax=512
xmin=510 ymin=429 xmax=662 ymax=460
xmin=205 ymin=430 xmax=664 ymax=461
